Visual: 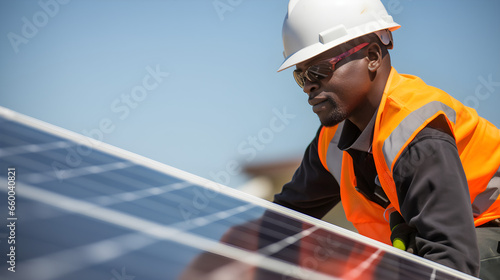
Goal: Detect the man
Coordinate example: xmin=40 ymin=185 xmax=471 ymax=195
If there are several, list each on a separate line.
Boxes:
xmin=273 ymin=0 xmax=500 ymax=278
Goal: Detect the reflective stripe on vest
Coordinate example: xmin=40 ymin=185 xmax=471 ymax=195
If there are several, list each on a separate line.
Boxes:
xmin=472 ymin=167 xmax=500 ymax=218
xmin=325 ymin=122 xmax=344 ymax=183
xmin=382 ymin=101 xmax=456 ymax=172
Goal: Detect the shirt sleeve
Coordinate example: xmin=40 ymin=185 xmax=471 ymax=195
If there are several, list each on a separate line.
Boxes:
xmin=273 ymin=127 xmax=341 ymax=219
xmin=392 ymin=123 xmax=480 ymax=276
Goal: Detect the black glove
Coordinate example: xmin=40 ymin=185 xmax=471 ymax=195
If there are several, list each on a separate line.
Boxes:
xmin=389 ymin=211 xmax=418 ymax=254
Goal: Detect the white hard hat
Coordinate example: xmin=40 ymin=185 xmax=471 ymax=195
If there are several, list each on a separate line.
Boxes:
xmin=278 ymin=0 xmax=401 ymax=72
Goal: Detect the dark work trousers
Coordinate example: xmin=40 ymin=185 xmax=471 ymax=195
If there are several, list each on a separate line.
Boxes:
xmin=476 ymin=226 xmax=500 ymax=280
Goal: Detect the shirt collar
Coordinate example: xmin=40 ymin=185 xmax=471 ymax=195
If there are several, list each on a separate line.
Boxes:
xmin=337 ymin=110 xmax=378 ymax=153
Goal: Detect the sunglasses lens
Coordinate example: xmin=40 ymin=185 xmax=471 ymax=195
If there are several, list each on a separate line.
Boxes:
xmin=293 ymin=70 xmax=305 ymax=88
xmin=307 ymin=64 xmax=332 ymax=80
xmin=293 ymin=64 xmax=332 ymax=88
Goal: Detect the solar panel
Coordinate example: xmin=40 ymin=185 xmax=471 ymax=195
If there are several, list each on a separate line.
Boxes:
xmin=0 ymin=106 xmax=478 ymax=280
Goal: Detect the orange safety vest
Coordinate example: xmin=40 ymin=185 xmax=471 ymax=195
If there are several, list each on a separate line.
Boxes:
xmin=317 ymin=68 xmax=500 ymax=245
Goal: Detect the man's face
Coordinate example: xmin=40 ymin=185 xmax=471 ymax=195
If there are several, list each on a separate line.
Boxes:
xmin=295 ymin=44 xmax=371 ymax=127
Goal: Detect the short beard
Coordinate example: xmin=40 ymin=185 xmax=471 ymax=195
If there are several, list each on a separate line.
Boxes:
xmin=319 ymin=99 xmax=347 ymax=127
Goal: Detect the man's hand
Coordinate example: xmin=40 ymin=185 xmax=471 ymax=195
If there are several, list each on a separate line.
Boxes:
xmin=390 ymin=211 xmax=417 ymax=254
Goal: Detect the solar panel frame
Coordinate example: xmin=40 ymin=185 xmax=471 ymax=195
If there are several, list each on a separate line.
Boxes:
xmin=0 ymin=106 xmax=479 ymax=280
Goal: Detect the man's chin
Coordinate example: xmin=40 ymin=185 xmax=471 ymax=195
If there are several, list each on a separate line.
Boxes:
xmin=319 ymin=115 xmax=345 ymax=127
xmin=315 ymin=101 xmax=346 ymax=127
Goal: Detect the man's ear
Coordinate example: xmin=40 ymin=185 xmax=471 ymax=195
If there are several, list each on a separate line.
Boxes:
xmin=367 ymin=42 xmax=383 ymax=73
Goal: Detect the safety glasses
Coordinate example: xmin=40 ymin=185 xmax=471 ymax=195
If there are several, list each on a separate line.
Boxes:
xmin=293 ymin=42 xmax=369 ymax=88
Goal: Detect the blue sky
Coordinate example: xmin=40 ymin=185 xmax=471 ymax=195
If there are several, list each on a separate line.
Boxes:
xmin=1 ymin=0 xmax=499 ymax=188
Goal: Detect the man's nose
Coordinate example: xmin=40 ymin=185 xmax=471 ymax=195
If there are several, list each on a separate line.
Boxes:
xmin=303 ymin=79 xmax=319 ymax=96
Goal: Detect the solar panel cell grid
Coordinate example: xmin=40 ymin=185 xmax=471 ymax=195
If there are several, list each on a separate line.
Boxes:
xmin=0 ymin=107 xmax=477 ymax=280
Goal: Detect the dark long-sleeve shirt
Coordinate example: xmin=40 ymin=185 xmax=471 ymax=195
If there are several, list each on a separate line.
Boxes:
xmin=273 ymin=115 xmax=480 ymax=276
